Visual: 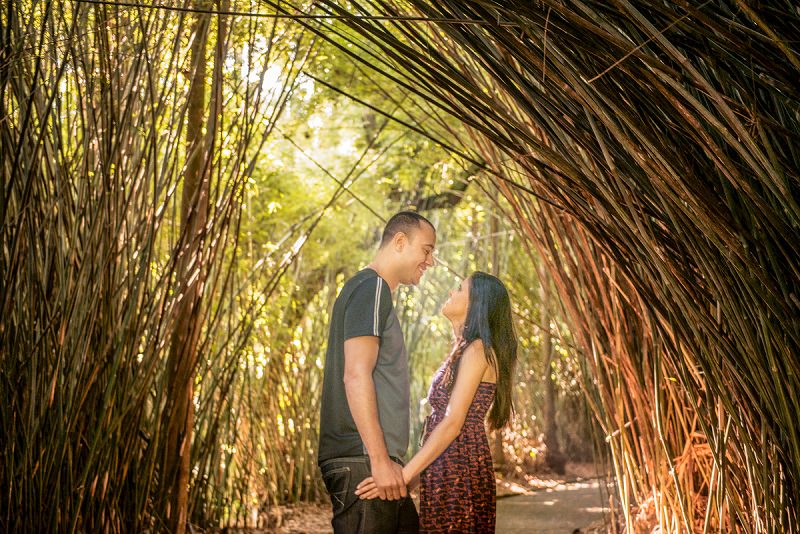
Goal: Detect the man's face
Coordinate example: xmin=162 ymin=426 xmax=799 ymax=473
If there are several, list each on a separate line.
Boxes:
xmin=398 ymin=223 xmax=436 ymax=286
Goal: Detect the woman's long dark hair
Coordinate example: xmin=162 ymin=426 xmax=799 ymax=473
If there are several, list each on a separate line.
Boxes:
xmin=445 ymin=271 xmax=517 ymax=429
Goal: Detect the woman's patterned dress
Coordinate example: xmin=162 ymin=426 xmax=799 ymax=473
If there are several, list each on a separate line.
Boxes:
xmin=419 ymin=357 xmax=496 ymax=533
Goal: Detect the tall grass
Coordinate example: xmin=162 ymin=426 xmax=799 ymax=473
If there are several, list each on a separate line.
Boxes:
xmin=0 ymin=0 xmax=314 ymax=530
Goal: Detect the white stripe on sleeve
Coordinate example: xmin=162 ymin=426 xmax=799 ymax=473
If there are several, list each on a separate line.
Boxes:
xmin=373 ymin=278 xmax=382 ymax=335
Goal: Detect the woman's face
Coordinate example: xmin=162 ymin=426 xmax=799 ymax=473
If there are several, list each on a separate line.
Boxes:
xmin=442 ymin=277 xmax=470 ymax=323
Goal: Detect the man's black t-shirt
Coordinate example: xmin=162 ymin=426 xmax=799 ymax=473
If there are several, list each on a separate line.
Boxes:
xmin=318 ymin=268 xmax=410 ymax=463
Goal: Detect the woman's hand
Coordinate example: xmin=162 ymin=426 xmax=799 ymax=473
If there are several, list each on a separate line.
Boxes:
xmin=355 ymin=476 xmax=380 ymax=500
xmin=403 ymin=467 xmax=420 ymax=492
xmin=356 ymin=468 xmax=419 ymax=500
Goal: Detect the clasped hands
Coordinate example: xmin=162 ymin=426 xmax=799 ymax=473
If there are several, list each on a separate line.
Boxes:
xmin=354 ymin=459 xmax=419 ymax=500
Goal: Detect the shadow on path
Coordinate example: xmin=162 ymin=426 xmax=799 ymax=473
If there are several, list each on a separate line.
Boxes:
xmin=497 ymin=480 xmax=610 ymax=533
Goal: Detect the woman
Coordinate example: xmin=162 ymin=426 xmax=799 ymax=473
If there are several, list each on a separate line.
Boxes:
xmin=356 ymin=272 xmax=517 ymax=533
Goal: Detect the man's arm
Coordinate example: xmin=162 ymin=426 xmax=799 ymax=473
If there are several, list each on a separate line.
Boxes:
xmin=343 ymin=336 xmax=407 ymax=500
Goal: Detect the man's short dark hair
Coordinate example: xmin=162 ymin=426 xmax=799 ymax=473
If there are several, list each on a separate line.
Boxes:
xmin=380 ymin=211 xmax=434 ymax=248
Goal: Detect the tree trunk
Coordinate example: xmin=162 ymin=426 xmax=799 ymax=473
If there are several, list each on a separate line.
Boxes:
xmin=159 ymin=6 xmax=211 ymax=533
xmin=540 ymin=274 xmax=565 ymax=474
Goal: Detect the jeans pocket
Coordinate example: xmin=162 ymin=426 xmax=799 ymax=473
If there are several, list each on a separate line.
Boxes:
xmin=322 ymin=466 xmax=352 ymax=514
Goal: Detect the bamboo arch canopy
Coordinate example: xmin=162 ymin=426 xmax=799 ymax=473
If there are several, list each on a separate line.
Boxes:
xmin=293 ymin=0 xmax=799 ymax=530
xmin=1 ymin=0 xmax=798 ymax=530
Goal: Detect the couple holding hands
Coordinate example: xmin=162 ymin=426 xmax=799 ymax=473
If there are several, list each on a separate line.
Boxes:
xmin=318 ymin=212 xmax=517 ymax=533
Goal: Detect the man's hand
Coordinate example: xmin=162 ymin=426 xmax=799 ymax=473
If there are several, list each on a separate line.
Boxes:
xmin=355 ymin=458 xmax=406 ymax=500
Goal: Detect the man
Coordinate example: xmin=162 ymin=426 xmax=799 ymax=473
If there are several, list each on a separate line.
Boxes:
xmin=318 ymin=211 xmax=436 ymax=533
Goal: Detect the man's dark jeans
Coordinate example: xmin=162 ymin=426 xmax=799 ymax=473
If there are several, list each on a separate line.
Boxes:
xmin=320 ymin=456 xmax=419 ymax=534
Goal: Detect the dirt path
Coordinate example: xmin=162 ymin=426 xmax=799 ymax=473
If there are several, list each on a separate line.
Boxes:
xmin=272 ymin=472 xmax=613 ymax=533
xmin=497 ymin=480 xmax=610 ymax=533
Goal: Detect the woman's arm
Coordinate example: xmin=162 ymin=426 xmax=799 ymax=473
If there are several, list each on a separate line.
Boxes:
xmin=355 ymin=340 xmax=490 ymax=499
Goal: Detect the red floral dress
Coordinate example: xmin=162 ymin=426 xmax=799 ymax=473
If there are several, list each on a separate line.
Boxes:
xmin=419 ymin=357 xmax=496 ymax=533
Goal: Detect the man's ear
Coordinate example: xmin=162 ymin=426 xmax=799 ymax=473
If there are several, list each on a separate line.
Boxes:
xmin=393 ymin=231 xmax=408 ymax=252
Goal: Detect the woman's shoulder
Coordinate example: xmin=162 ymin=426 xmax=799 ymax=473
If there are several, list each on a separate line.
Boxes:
xmin=461 ymin=338 xmax=485 ymax=356
xmin=459 ymin=338 xmax=489 ymax=368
